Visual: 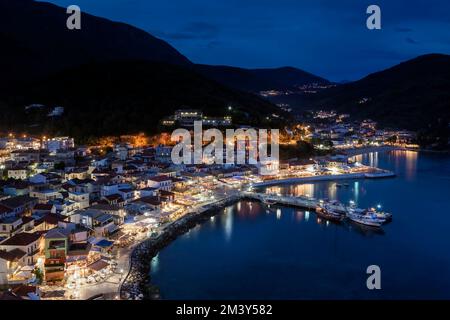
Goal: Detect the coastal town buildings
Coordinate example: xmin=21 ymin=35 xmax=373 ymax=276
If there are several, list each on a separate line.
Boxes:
xmin=0 ymin=111 xmax=424 ymax=299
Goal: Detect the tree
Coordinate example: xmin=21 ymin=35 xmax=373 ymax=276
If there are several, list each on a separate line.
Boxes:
xmin=54 ymin=161 xmax=65 ymax=171
xmin=386 ymin=135 xmax=397 ymax=144
xmin=33 ymin=267 xmax=44 ymax=285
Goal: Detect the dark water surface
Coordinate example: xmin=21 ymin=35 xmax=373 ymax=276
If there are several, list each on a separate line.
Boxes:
xmin=150 ymin=151 xmax=450 ymax=299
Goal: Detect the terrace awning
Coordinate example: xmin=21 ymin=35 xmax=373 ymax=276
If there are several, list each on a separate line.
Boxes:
xmin=87 ymin=260 xmax=109 ymax=272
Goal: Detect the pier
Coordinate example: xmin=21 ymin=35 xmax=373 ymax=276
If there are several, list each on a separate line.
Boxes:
xmin=243 ymin=192 xmax=319 ymax=210
xmin=251 ymin=170 xmax=395 ymax=187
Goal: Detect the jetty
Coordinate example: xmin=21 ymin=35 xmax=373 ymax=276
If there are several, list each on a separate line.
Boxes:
xmin=243 ymin=191 xmax=319 ymax=210
xmin=251 ymin=170 xmax=395 ymax=187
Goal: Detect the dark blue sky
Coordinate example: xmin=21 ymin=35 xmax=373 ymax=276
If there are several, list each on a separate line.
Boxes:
xmin=44 ymin=0 xmax=450 ymax=81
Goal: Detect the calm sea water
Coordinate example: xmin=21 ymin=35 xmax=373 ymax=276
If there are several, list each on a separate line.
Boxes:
xmin=150 ymin=151 xmax=450 ymax=299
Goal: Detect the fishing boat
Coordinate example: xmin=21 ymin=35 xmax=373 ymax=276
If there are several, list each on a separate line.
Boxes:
xmin=326 ymin=200 xmax=347 ymax=214
xmin=348 ymin=202 xmax=392 ymax=223
xmin=263 ymin=199 xmax=278 ymax=206
xmin=368 ymin=207 xmax=393 ymax=221
xmin=316 ymin=202 xmax=345 ymax=222
xmin=346 ymin=207 xmax=385 ymax=227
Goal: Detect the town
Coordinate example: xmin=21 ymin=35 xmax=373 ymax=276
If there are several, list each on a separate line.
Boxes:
xmin=0 ymin=109 xmax=418 ymax=300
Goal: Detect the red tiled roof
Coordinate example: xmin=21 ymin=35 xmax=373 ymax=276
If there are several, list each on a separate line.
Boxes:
xmin=0 ymin=291 xmax=23 ymax=300
xmin=135 ymin=196 xmax=161 ymax=206
xmin=34 ymin=203 xmax=54 ymax=211
xmin=38 ymin=214 xmax=66 ymax=225
xmin=0 ymin=232 xmax=41 ymax=246
xmin=21 ymin=216 xmax=34 ymax=224
xmin=12 ymin=285 xmax=37 ymax=298
xmin=148 ymin=175 xmax=171 ymax=182
xmin=0 ymin=204 xmax=12 ymax=215
xmin=160 ymin=190 xmax=175 ymax=196
xmin=0 ymin=248 xmax=27 ymax=261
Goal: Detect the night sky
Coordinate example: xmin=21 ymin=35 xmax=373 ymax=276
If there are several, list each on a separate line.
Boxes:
xmin=43 ymin=0 xmax=450 ymax=81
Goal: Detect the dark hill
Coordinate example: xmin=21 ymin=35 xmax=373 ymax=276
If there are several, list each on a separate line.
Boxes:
xmin=195 ymin=65 xmax=330 ymax=92
xmin=0 ymin=0 xmax=326 ymax=94
xmin=0 ymin=0 xmax=191 ymax=87
xmin=307 ymin=54 xmax=450 ymax=130
xmin=1 ymin=61 xmax=283 ymax=138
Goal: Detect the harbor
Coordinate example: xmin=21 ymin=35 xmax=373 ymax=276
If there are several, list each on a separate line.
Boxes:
xmin=251 ymin=170 xmax=395 ymax=187
xmin=120 ymin=163 xmax=397 ymax=300
xmin=244 ymin=191 xmax=392 ymax=227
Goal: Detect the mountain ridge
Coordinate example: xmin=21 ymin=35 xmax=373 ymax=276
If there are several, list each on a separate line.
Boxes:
xmin=306 ymin=53 xmax=450 ymax=130
xmin=0 ymin=0 xmax=328 ymax=92
xmin=194 ymin=64 xmax=330 ymax=92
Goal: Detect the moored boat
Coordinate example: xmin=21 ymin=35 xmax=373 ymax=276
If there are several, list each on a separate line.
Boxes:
xmin=368 ymin=207 xmax=393 ymax=222
xmin=348 ymin=202 xmax=392 ymax=223
xmin=346 ymin=207 xmax=385 ymax=227
xmin=263 ymin=199 xmax=277 ymax=206
xmin=326 ymin=200 xmax=347 ymax=214
xmin=316 ymin=202 xmax=345 ymax=222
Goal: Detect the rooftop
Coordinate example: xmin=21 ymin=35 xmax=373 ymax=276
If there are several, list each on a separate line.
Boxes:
xmin=0 ymin=248 xmax=27 ymax=261
xmin=148 ymin=175 xmax=171 ymax=182
xmin=1 ymin=195 xmax=37 ymax=209
xmin=0 ymin=232 xmax=41 ymax=246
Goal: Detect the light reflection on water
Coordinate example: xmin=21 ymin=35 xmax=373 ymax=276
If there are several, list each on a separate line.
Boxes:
xmin=151 ymin=150 xmax=450 ymax=299
xmin=223 ymin=206 xmax=233 ymax=241
xmin=355 ymin=150 xmax=419 ymax=181
xmin=305 ymin=210 xmax=310 ymax=221
xmin=150 ymin=254 xmax=159 ymax=273
xmin=276 ymin=208 xmax=281 ymax=220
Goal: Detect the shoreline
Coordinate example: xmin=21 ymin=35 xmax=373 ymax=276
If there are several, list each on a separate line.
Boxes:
xmin=341 ymin=145 xmax=449 ymax=158
xmin=116 ymin=145 xmax=411 ymax=300
xmin=252 ymin=171 xmax=395 ymax=187
xmin=117 ymin=147 xmax=400 ymax=300
xmin=341 ymin=145 xmax=399 ymax=157
xmin=119 ymin=196 xmax=242 ymax=300
xmin=118 ymin=171 xmax=396 ymax=299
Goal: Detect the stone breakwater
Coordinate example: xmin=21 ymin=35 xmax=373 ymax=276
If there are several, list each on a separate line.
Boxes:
xmin=119 ymin=196 xmax=241 ymax=300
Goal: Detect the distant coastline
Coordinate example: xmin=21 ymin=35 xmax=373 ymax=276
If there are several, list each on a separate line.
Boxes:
xmin=341 ymin=145 xmax=449 ymax=158
xmin=341 ymin=145 xmax=401 ymax=157
xmin=252 ymin=171 xmax=395 ymax=187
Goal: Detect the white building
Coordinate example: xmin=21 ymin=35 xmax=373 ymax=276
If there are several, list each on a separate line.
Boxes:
xmin=147 ymin=175 xmax=173 ymax=191
xmin=0 ymin=232 xmax=41 ymax=265
xmin=45 ymin=137 xmax=74 ymax=153
xmin=68 ymin=192 xmax=90 ymax=210
xmin=7 ymin=168 xmax=28 ymax=180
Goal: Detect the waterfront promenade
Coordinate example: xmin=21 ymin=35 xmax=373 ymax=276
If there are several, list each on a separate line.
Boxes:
xmin=109 ymin=148 xmax=398 ymax=299
xmin=340 ymin=145 xmax=399 ymax=157
xmin=253 ymin=170 xmax=395 ymax=187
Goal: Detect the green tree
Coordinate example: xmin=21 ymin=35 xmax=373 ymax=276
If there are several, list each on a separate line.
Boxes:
xmin=54 ymin=161 xmax=65 ymax=171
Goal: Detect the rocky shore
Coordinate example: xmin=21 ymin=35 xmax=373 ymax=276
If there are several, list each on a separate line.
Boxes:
xmin=119 ymin=196 xmax=241 ymax=300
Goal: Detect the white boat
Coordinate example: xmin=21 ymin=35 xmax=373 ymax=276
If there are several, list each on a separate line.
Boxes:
xmin=348 ymin=202 xmax=392 ymax=223
xmin=316 ymin=202 xmax=345 ymax=222
xmin=326 ymin=200 xmax=347 ymax=214
xmin=346 ymin=208 xmax=385 ymax=227
xmin=263 ymin=199 xmax=277 ymax=206
xmin=368 ymin=206 xmax=393 ymax=221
